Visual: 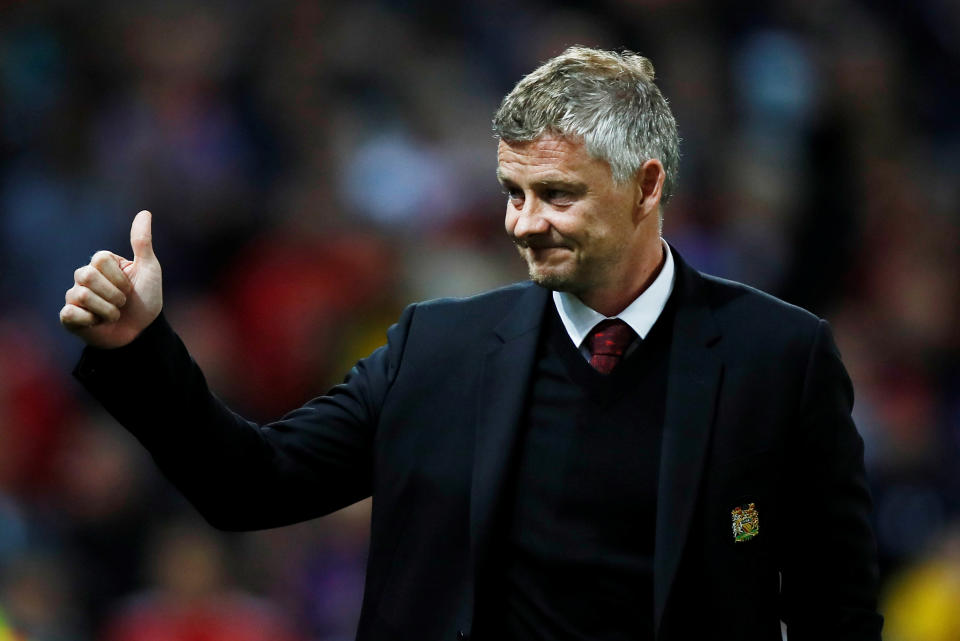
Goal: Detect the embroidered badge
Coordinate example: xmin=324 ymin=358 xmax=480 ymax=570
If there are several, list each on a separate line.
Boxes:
xmin=731 ymin=502 xmax=759 ymax=542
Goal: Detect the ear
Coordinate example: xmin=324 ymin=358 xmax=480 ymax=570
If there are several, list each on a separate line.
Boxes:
xmin=634 ymin=158 xmax=665 ymax=221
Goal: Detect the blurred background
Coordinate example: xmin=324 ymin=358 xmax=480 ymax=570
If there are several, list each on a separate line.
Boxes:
xmin=1 ymin=0 xmax=958 ymax=639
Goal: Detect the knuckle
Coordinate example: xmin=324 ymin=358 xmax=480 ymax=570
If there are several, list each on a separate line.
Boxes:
xmin=91 ymin=250 xmax=112 ymax=267
xmin=60 ymin=305 xmax=81 ymax=326
xmin=75 ymin=265 xmax=92 ymax=285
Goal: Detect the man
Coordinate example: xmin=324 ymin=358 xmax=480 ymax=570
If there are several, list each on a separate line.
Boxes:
xmin=61 ymin=47 xmax=883 ymax=640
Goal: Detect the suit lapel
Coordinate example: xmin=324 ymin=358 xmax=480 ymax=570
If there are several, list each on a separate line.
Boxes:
xmin=469 ymin=284 xmax=548 ymax=583
xmin=654 ymin=250 xmax=724 ymax=638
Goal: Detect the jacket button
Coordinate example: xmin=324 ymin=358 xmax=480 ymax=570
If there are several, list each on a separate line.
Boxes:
xmin=456 ymin=631 xmax=470 ymax=641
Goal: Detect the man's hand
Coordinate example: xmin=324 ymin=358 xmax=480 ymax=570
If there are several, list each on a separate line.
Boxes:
xmin=60 ymin=210 xmax=163 ymax=349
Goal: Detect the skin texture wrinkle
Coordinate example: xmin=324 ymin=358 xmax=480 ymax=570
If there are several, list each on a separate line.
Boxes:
xmin=498 ymin=133 xmax=666 ymax=316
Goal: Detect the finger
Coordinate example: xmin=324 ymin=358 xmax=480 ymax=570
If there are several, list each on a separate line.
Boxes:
xmin=74 ymin=263 xmax=128 ymax=308
xmin=89 ymin=250 xmax=132 ymax=295
xmin=65 ymin=285 xmax=122 ymax=323
xmin=59 ymin=303 xmax=100 ymax=329
xmin=130 ymin=210 xmax=155 ymax=261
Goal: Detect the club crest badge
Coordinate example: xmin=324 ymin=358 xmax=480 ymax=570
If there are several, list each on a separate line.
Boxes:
xmin=731 ymin=502 xmax=759 ymax=542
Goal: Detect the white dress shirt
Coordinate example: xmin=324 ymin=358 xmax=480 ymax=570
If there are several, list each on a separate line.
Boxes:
xmin=552 ymin=241 xmax=676 ymax=358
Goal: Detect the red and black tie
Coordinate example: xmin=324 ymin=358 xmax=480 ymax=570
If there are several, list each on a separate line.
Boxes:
xmin=586 ymin=319 xmax=637 ymax=374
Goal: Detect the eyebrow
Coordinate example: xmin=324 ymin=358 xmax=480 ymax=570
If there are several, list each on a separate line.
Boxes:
xmin=534 ymin=179 xmax=587 ymax=195
xmin=496 ymin=171 xmax=587 ymax=194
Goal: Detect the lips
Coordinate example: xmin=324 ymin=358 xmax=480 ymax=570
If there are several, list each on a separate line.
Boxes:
xmin=529 ymin=245 xmax=569 ymax=255
xmin=513 ymin=236 xmax=570 ymax=251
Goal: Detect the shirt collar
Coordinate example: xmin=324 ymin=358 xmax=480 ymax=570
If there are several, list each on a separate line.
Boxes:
xmin=552 ymin=240 xmax=676 ymax=348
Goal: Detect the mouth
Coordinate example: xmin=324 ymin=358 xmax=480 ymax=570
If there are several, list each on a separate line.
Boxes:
xmin=513 ymin=237 xmax=570 ymax=252
xmin=518 ymin=243 xmax=573 ymax=267
xmin=528 ymin=245 xmax=570 ymax=257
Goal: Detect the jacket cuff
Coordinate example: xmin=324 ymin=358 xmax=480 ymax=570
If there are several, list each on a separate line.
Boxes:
xmin=72 ymin=313 xmax=171 ymax=382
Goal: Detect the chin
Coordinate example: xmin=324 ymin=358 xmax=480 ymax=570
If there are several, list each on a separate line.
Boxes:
xmin=528 ymin=266 xmax=581 ymax=293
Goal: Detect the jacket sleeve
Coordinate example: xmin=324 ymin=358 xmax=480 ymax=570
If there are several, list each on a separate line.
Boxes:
xmin=73 ymin=306 xmax=416 ymax=531
xmin=779 ymin=319 xmax=883 ymax=640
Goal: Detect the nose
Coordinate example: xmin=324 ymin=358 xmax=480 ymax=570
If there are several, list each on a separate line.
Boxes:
xmin=509 ymin=196 xmax=550 ymax=239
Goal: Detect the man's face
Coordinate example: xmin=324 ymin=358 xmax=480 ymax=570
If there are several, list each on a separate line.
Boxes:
xmin=497 ymin=134 xmax=643 ymax=297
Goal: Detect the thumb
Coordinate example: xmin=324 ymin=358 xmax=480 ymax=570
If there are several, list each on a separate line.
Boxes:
xmin=130 ymin=210 xmax=156 ymax=261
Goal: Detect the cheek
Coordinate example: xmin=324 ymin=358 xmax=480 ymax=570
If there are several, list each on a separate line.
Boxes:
xmin=554 ymin=208 xmax=597 ymax=242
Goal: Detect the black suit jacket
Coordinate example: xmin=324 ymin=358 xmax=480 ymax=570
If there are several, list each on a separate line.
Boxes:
xmin=75 ymin=248 xmax=882 ymax=641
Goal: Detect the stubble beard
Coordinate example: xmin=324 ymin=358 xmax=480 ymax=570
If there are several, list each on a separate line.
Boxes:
xmin=520 ymin=246 xmax=586 ymax=295
xmin=530 ymin=269 xmax=576 ymax=292
xmin=521 ymin=242 xmax=628 ymax=301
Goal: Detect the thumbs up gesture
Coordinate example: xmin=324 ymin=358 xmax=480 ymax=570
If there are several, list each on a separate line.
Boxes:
xmin=60 ymin=211 xmax=163 ymax=348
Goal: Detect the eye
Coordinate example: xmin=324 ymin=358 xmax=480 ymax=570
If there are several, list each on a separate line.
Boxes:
xmin=503 ymin=187 xmax=525 ymax=206
xmin=544 ymin=189 xmax=574 ymax=205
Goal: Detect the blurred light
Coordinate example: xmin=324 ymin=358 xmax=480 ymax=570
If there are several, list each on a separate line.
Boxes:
xmin=734 ymin=30 xmax=818 ymax=130
xmin=342 ymin=131 xmax=456 ymax=226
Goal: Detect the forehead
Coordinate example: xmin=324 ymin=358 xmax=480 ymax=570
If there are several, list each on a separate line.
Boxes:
xmin=496 ymin=134 xmax=608 ymax=182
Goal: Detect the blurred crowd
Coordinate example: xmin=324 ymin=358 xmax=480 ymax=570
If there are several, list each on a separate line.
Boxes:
xmin=1 ymin=0 xmax=958 ymax=639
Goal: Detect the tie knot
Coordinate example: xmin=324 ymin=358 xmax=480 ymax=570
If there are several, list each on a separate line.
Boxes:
xmin=586 ymin=319 xmax=637 ymax=359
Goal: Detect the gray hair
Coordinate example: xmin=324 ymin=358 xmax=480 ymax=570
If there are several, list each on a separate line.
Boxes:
xmin=493 ymin=46 xmax=680 ymax=205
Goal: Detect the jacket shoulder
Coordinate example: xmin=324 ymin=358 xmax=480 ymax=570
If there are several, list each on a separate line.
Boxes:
xmin=411 ymin=281 xmax=538 ymax=320
xmin=384 ymin=282 xmax=545 ymax=356
xmin=699 ymin=272 xmax=821 ymax=328
xmin=416 ymin=281 xmax=536 ymax=307
xmin=693 ymin=272 xmax=825 ymax=358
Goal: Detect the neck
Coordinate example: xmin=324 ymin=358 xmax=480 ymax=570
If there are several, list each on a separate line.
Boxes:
xmin=578 ymin=240 xmax=666 ymax=316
